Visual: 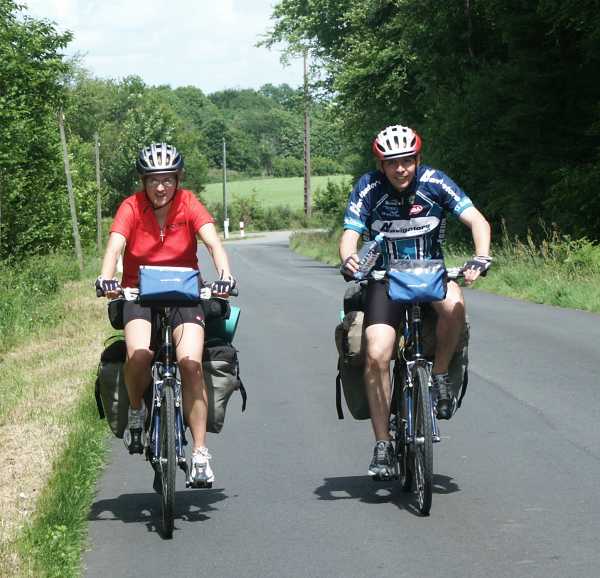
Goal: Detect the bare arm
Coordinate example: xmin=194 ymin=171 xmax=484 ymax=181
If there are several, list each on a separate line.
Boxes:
xmin=100 ymin=232 xmax=126 ymax=280
xmin=198 ymin=223 xmax=233 ymax=280
xmin=97 ymin=232 xmax=126 ymax=298
xmin=458 ymin=206 xmax=492 ymax=284
xmin=458 ymin=206 xmax=491 ymax=257
xmin=339 ymin=229 xmax=361 ymax=276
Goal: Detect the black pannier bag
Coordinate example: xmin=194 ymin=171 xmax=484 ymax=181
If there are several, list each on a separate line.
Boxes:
xmin=335 ymin=284 xmax=370 ymax=420
xmin=334 ymin=284 xmax=470 ymax=419
xmin=95 ymin=336 xmax=246 ymax=437
xmin=95 ymin=336 xmax=129 ymax=438
xmin=202 ymin=339 xmax=246 ymax=433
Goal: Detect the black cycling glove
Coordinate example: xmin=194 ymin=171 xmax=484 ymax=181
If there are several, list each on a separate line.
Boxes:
xmin=463 ymin=256 xmax=492 ymax=276
xmin=95 ymin=276 xmax=121 ymax=297
xmin=211 ymin=274 xmax=236 ymax=296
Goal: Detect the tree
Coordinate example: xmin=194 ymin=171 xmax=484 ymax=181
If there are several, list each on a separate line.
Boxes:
xmin=267 ymin=0 xmax=600 ymax=239
xmin=0 ymin=0 xmax=76 ymax=258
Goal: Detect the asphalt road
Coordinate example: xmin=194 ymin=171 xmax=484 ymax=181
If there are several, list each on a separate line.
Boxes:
xmin=84 ymin=231 xmax=600 ymax=578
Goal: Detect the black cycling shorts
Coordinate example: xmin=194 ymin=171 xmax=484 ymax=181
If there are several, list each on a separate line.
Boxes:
xmin=122 ymin=301 xmax=205 ymax=329
xmin=363 ymin=280 xmax=406 ymax=329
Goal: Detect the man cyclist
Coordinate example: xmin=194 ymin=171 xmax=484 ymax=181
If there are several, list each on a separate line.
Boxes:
xmin=339 ymin=125 xmax=491 ymax=480
xmin=96 ymin=142 xmax=236 ymax=486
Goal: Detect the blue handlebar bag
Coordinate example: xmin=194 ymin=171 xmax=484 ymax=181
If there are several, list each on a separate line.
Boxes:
xmin=139 ymin=266 xmax=200 ymax=304
xmin=387 ymin=260 xmax=447 ymax=303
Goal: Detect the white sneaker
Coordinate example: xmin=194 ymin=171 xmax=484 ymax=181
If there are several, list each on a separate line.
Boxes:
xmin=190 ymin=447 xmax=214 ymax=487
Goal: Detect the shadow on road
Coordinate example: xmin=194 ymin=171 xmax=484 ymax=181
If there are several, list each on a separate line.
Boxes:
xmin=314 ymin=474 xmax=460 ymax=516
xmin=88 ymin=488 xmax=228 ymax=534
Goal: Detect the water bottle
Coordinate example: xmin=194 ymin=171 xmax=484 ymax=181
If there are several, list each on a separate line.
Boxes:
xmin=355 ymin=233 xmax=384 ymax=280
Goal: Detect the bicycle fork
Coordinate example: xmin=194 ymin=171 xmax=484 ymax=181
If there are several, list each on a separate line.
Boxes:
xmin=403 ymin=361 xmax=441 ymax=444
xmin=149 ymin=363 xmax=189 ymax=477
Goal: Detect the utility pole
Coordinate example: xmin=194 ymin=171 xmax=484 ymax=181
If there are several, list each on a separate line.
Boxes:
xmin=58 ymin=109 xmax=83 ymax=272
xmin=222 ymin=137 xmax=229 ymax=239
xmin=303 ymin=49 xmax=312 ymax=218
xmin=95 ymin=132 xmax=102 ymax=252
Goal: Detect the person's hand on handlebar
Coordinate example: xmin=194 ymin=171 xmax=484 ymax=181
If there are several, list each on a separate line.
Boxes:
xmin=95 ymin=276 xmax=122 ymax=299
xmin=462 ymin=255 xmax=492 ymax=286
xmin=210 ymin=271 xmax=237 ymax=297
xmin=340 ymin=254 xmax=359 ymax=282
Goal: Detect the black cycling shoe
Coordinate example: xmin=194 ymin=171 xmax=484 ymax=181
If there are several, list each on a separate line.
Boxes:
xmin=123 ymin=427 xmax=144 ymax=454
xmin=432 ymin=373 xmax=457 ymax=420
xmin=123 ymin=404 xmax=146 ymax=454
xmin=368 ymin=441 xmax=396 ymax=481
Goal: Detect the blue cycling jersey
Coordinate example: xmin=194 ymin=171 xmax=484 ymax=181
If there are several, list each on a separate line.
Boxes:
xmin=343 ymin=165 xmax=474 ymax=270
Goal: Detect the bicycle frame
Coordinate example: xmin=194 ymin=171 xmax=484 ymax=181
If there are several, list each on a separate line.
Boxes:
xmin=395 ymin=303 xmax=439 ymax=444
xmin=147 ymin=308 xmax=188 ymax=478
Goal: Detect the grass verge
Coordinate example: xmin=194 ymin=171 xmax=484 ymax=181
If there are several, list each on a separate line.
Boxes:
xmin=18 ymin=394 xmax=108 ymax=578
xmin=290 ymin=228 xmax=600 ymax=313
xmin=0 ymin=274 xmax=110 ymax=577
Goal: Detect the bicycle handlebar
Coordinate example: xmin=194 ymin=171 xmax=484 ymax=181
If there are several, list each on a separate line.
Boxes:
xmin=96 ymin=283 xmax=238 ymax=301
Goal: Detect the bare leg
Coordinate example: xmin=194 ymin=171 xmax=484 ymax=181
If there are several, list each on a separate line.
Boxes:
xmin=173 ymin=322 xmax=207 ymax=450
xmin=124 ymin=318 xmax=153 ymax=409
xmin=364 ymin=323 xmax=397 ymax=441
xmin=431 ymin=282 xmax=465 ymax=374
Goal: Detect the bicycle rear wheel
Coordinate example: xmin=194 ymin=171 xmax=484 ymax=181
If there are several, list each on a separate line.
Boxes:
xmin=413 ymin=365 xmax=433 ymax=515
xmin=159 ymin=384 xmax=176 ymax=538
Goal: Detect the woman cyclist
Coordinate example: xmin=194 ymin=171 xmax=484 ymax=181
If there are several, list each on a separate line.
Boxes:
xmin=96 ymin=142 xmax=235 ymax=486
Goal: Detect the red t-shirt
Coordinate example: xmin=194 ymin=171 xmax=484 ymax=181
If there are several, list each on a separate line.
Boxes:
xmin=110 ymin=189 xmax=214 ymax=287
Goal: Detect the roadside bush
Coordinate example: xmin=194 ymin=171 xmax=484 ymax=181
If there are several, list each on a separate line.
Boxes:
xmin=207 ymin=193 xmax=310 ymax=232
xmin=312 ymin=156 xmax=345 ymax=176
xmin=313 ymin=178 xmax=351 ymax=224
xmin=272 ymin=156 xmax=304 ymax=177
xmin=0 ymin=253 xmax=84 ymax=352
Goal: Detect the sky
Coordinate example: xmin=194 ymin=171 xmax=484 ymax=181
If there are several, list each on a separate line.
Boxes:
xmin=23 ymin=0 xmax=303 ymax=94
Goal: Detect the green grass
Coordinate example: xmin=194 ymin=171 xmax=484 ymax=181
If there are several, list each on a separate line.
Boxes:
xmin=18 ymin=395 xmax=108 ymax=578
xmin=0 ymin=252 xmax=99 ymax=354
xmin=201 ymin=174 xmax=351 ymax=209
xmin=290 ymin=228 xmax=600 ymax=313
xmin=0 ymin=272 xmax=111 ymax=577
xmin=290 ymin=228 xmax=342 ymax=265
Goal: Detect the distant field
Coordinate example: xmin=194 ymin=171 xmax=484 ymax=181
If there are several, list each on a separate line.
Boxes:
xmin=200 ymin=174 xmax=351 ymax=209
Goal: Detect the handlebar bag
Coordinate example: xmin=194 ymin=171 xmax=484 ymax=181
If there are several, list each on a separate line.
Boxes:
xmin=139 ymin=265 xmax=200 ymax=305
xmin=387 ymin=259 xmax=447 ymax=303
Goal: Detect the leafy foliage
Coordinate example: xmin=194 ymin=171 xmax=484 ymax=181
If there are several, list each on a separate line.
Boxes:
xmin=0 ymin=0 xmax=73 ymax=258
xmin=268 ymin=0 xmax=600 ymax=240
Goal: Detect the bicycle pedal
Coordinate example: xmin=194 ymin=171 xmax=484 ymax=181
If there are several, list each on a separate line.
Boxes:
xmin=371 ymin=473 xmax=396 ymax=482
xmin=187 ymin=478 xmax=213 ymax=489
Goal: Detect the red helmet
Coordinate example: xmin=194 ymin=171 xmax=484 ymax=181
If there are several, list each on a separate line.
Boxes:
xmin=372 ymin=125 xmax=422 ymax=160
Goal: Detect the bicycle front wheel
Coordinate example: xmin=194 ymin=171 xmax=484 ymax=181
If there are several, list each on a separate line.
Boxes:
xmin=393 ymin=363 xmax=412 ymax=492
xmin=159 ymin=384 xmax=176 ymax=538
xmin=413 ymin=365 xmax=433 ymax=516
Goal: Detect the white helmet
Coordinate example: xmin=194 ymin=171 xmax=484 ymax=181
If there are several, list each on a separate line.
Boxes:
xmin=136 ymin=142 xmax=184 ymax=175
xmin=372 ymin=125 xmax=422 ymax=160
